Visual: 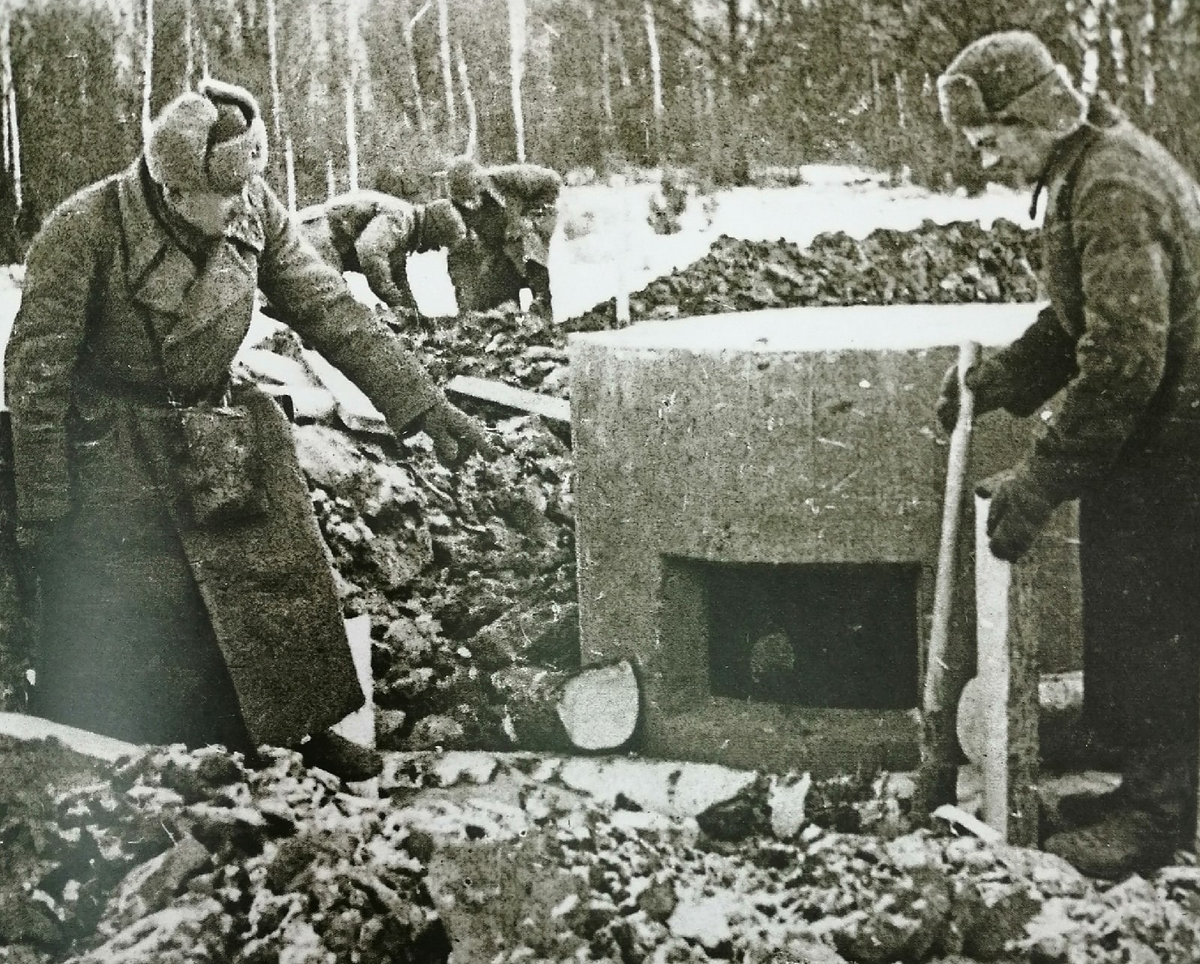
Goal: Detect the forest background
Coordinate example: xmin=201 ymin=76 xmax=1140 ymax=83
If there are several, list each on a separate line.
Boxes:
xmin=0 ymin=0 xmax=1192 ymax=260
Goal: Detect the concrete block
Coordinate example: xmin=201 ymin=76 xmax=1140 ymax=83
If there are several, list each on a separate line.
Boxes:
xmin=569 ymin=304 xmax=1081 ymax=775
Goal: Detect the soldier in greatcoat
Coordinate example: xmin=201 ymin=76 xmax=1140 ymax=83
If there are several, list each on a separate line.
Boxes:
xmin=297 ymin=191 xmax=466 ymax=316
xmin=3 ymin=79 xmax=492 ymax=781
xmin=445 ymin=156 xmax=561 ymax=318
xmin=935 ymin=31 xmax=1200 ymax=877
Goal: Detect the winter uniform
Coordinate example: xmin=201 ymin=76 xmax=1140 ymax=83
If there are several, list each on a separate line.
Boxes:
xmin=446 ymin=158 xmax=561 ymax=315
xmin=297 ymin=191 xmax=465 ymax=314
xmin=3 ymin=81 xmax=455 ymax=761
xmin=939 ymin=31 xmax=1200 ymax=877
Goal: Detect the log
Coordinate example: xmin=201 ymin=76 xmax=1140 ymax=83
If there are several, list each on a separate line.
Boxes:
xmin=445 ymin=375 xmax=571 ymax=426
xmin=0 ymin=712 xmax=140 ymax=763
xmin=954 ymin=494 xmax=1040 ymax=846
xmin=492 ymin=658 xmax=640 ymax=753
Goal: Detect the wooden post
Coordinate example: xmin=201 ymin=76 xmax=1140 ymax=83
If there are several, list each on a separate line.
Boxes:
xmin=966 ymin=495 xmax=1040 ymax=845
xmin=918 ymin=342 xmax=979 ymax=814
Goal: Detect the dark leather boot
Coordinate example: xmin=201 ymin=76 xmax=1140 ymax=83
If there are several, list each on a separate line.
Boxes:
xmin=299 ymin=730 xmax=383 ymax=782
xmin=1045 ymin=746 xmax=1190 ymax=879
xmin=1043 ymin=807 xmax=1179 ymax=880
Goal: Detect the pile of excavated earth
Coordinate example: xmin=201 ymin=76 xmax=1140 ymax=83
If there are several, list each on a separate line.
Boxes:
xmin=9 ymin=216 xmax=1200 ymax=963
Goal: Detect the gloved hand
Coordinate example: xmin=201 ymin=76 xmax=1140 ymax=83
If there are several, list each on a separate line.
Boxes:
xmin=975 ymin=465 xmax=1061 ymax=562
xmin=935 ymin=361 xmax=998 ymax=434
xmin=414 ymin=400 xmax=497 ymax=467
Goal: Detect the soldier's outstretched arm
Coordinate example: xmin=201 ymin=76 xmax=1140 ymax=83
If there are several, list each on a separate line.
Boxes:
xmin=356 ymin=215 xmax=416 ymax=311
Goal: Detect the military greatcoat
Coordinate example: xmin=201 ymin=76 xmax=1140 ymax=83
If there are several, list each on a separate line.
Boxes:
xmin=5 ymin=161 xmax=441 ymax=749
xmin=973 ymin=99 xmax=1200 ymax=754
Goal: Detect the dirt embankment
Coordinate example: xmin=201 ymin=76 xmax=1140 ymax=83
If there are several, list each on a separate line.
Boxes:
xmin=327 ymin=218 xmax=1044 ymax=753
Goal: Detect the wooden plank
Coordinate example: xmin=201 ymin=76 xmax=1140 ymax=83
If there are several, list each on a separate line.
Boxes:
xmin=445 ymin=375 xmax=571 ymax=425
xmin=0 ymin=712 xmax=140 ymax=763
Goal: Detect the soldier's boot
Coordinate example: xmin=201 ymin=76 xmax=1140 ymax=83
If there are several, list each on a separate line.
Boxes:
xmin=300 ymin=729 xmax=383 ymax=782
xmin=1044 ymin=744 xmax=1190 ymax=879
xmin=1043 ymin=808 xmax=1179 ymax=880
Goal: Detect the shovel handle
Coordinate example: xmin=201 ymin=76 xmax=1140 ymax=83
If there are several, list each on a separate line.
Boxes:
xmin=919 ymin=341 xmax=980 ymax=811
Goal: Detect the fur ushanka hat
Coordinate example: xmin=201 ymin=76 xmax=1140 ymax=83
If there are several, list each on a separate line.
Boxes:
xmin=146 ymin=79 xmax=268 ymax=195
xmin=937 ymin=31 xmax=1086 ymax=135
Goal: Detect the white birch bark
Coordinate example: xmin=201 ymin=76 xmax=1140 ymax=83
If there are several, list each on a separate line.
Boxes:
xmin=141 ymin=0 xmax=155 ymax=153
xmin=508 ymin=0 xmax=527 ymax=161
xmin=345 ymin=1 xmax=361 ymax=191
xmin=457 ymin=42 xmax=478 ymax=158
xmin=643 ymin=0 xmax=663 ymax=148
xmin=437 ymin=0 xmax=456 ymax=139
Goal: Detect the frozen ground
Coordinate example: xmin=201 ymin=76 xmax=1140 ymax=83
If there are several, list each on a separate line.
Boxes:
xmin=406 ymin=165 xmax=1041 ymax=322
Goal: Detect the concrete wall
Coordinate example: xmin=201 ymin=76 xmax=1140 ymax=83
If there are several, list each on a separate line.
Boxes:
xmin=569 ymin=304 xmax=1081 ymax=775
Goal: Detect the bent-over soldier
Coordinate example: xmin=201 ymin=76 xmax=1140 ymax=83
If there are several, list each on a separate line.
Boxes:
xmin=297 ymin=190 xmax=466 ymax=315
xmin=445 ymin=156 xmax=561 ymax=317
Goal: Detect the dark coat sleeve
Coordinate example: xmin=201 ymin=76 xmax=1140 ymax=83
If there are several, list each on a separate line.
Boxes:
xmin=972 ymin=304 xmax=1078 ymax=418
xmin=255 ymin=183 xmax=442 ymax=433
xmin=1025 ymin=178 xmax=1172 ymax=498
xmin=5 ymin=184 xmax=109 ymax=525
xmin=490 ymin=165 xmax=562 ymax=211
xmin=355 ymin=214 xmax=416 ymax=311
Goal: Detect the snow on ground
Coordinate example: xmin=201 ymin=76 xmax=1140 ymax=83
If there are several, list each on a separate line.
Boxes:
xmin=0 ymin=166 xmax=1040 ymax=407
xmin=404 ymin=165 xmax=1041 ymax=322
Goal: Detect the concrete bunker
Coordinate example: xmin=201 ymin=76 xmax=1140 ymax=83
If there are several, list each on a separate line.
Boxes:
xmin=570 ymin=304 xmax=1083 ymax=775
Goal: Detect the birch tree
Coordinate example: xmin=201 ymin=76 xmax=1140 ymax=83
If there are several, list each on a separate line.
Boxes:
xmin=437 ymin=0 xmax=456 ymax=141
xmin=643 ymin=0 xmax=663 ymax=157
xmin=141 ymin=0 xmax=154 ymax=151
xmin=457 ymin=42 xmax=478 ymax=158
xmin=344 ymin=0 xmax=361 ymax=190
xmin=508 ymin=0 xmax=527 ymax=161
xmin=402 ymin=0 xmax=429 ymax=132
xmin=1 ymin=15 xmax=19 ymax=212
xmin=265 ymin=0 xmax=296 ymax=210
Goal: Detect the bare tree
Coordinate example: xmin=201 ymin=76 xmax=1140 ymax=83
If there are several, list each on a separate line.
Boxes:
xmin=403 ymin=0 xmax=430 ymax=133
xmin=0 ymin=15 xmax=18 ymax=211
xmin=141 ymin=0 xmax=154 ymax=152
xmin=508 ymin=0 xmax=527 ymax=161
xmin=451 ymin=43 xmax=475 ymax=159
xmin=437 ymin=0 xmax=456 ymax=141
xmin=345 ymin=0 xmax=361 ymax=191
xmin=265 ymin=0 xmax=296 ymax=210
xmin=183 ymin=0 xmax=195 ymax=87
xmin=643 ymin=0 xmax=663 ymax=157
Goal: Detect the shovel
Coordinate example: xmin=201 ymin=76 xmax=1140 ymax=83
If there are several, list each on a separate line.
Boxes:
xmin=917 ymin=341 xmax=980 ymax=814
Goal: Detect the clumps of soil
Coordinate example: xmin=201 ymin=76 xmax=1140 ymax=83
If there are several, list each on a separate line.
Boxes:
xmin=4 ymin=741 xmax=1200 ymax=964
xmin=568 ymin=219 xmax=1041 ymax=331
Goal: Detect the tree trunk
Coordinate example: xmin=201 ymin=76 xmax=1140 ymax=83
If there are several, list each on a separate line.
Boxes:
xmin=508 ymin=0 xmax=527 ymax=162
xmin=612 ymin=20 xmax=631 ymax=89
xmin=183 ymin=0 xmax=195 ymax=87
xmin=437 ymin=0 xmax=456 ymax=142
xmin=599 ymin=11 xmax=613 ymax=125
xmin=643 ymin=0 xmax=663 ymax=160
xmin=326 ymin=154 xmax=336 ymax=199
xmin=457 ymin=43 xmax=478 ymax=158
xmin=2 ymin=17 xmax=21 ymax=212
xmin=345 ymin=2 xmax=361 ymax=192
xmin=895 ymin=70 xmax=907 ymax=129
xmin=402 ymin=0 xmax=428 ymax=133
xmin=141 ymin=0 xmax=154 ymax=152
xmin=266 ymin=0 xmax=287 ymax=186
xmin=285 ymin=136 xmax=297 ymax=213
